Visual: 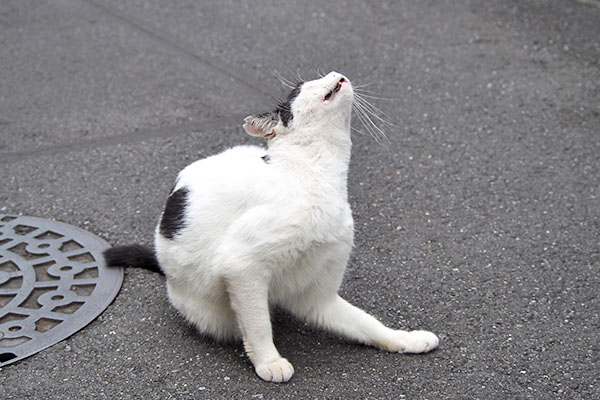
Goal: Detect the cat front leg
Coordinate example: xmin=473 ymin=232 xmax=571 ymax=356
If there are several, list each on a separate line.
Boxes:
xmin=296 ymin=294 xmax=438 ymax=353
xmin=226 ymin=275 xmax=294 ymax=382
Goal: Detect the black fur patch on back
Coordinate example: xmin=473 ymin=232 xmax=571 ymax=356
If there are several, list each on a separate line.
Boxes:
xmin=276 ymin=82 xmax=303 ymax=127
xmin=159 ymin=186 xmax=189 ymax=239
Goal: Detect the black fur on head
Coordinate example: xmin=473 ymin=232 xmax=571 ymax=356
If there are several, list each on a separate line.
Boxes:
xmin=276 ymin=82 xmax=303 ymax=127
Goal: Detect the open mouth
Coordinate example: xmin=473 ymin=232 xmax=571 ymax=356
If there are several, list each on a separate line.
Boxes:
xmin=324 ymin=77 xmax=346 ymax=101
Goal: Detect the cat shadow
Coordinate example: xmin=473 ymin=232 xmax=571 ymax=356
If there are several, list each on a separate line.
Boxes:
xmin=172 ymin=307 xmax=367 ymax=368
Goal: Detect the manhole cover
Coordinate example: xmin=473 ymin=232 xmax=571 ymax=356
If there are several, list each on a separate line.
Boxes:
xmin=0 ymin=214 xmax=123 ymax=367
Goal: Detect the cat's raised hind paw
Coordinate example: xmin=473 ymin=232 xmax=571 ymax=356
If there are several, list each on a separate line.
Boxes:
xmin=255 ymin=357 xmax=294 ymax=383
xmin=378 ymin=330 xmax=439 ymax=354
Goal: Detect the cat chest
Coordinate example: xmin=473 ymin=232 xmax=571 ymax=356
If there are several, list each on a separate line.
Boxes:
xmin=300 ymin=198 xmax=354 ymax=242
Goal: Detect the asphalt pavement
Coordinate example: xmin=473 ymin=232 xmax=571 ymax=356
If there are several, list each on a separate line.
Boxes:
xmin=1 ymin=0 xmax=599 ymax=399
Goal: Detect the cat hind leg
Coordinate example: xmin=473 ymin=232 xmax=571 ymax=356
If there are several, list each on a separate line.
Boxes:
xmin=166 ymin=281 xmax=241 ymax=342
xmin=293 ymin=294 xmax=438 ymax=353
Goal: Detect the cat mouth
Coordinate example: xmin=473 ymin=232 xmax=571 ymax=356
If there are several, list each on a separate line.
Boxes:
xmin=324 ymin=78 xmax=346 ymax=102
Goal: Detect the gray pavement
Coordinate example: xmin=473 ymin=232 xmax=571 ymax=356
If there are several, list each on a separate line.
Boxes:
xmin=1 ymin=0 xmax=599 ymax=398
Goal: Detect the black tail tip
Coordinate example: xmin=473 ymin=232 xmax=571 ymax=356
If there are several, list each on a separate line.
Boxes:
xmin=103 ymin=244 xmax=164 ymax=275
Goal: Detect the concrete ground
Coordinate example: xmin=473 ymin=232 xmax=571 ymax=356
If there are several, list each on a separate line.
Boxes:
xmin=1 ymin=0 xmax=598 ymax=398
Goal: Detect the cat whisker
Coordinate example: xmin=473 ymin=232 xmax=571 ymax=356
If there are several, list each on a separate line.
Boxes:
xmin=273 ymin=70 xmax=296 ymax=89
xmin=352 ymin=82 xmax=375 ymax=89
xmin=352 ymin=100 xmax=390 ymax=147
xmin=354 ymin=102 xmax=390 ymax=143
xmin=353 ymin=86 xmax=396 ymax=140
xmin=353 ymin=94 xmax=397 ymax=128
xmin=353 ymin=89 xmax=395 ymax=101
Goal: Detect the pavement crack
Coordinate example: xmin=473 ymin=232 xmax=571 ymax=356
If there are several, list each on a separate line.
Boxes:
xmin=0 ymin=115 xmax=245 ymax=164
xmin=80 ymin=0 xmax=277 ymax=102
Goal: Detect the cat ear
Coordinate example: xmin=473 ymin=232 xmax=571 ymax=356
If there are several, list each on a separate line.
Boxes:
xmin=243 ymin=112 xmax=280 ymax=139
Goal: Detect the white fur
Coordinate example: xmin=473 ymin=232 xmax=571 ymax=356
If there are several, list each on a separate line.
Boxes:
xmin=154 ymin=72 xmax=438 ymax=383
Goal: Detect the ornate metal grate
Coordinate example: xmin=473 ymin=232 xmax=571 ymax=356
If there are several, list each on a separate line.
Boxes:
xmin=0 ymin=214 xmax=123 ymax=367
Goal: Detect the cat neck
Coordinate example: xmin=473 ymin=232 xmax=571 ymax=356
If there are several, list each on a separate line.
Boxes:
xmin=266 ymin=125 xmax=352 ymax=196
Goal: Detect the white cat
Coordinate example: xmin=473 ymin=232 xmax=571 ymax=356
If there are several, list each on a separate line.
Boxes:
xmin=104 ymin=71 xmax=438 ymax=383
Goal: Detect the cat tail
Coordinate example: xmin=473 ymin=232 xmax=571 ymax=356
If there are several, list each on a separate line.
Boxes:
xmin=103 ymin=244 xmax=165 ymax=276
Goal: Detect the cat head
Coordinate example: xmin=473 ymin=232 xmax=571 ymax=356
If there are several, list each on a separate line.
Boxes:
xmin=243 ymin=72 xmax=353 ymax=140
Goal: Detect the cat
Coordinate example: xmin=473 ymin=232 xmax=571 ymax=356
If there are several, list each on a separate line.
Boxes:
xmin=103 ymin=71 xmax=438 ymax=383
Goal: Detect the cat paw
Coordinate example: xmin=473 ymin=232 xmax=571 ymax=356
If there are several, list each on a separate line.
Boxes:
xmin=400 ymin=330 xmax=439 ymax=353
xmin=255 ymin=357 xmax=294 ymax=383
xmin=380 ymin=330 xmax=439 ymax=353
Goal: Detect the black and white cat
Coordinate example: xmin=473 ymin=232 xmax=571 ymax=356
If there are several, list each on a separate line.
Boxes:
xmin=104 ymin=72 xmax=438 ymax=383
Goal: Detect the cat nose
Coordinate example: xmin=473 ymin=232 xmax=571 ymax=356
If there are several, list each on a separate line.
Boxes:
xmin=327 ymin=71 xmax=349 ymax=84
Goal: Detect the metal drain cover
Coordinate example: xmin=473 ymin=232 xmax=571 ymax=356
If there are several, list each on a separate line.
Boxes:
xmin=0 ymin=214 xmax=123 ymax=367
